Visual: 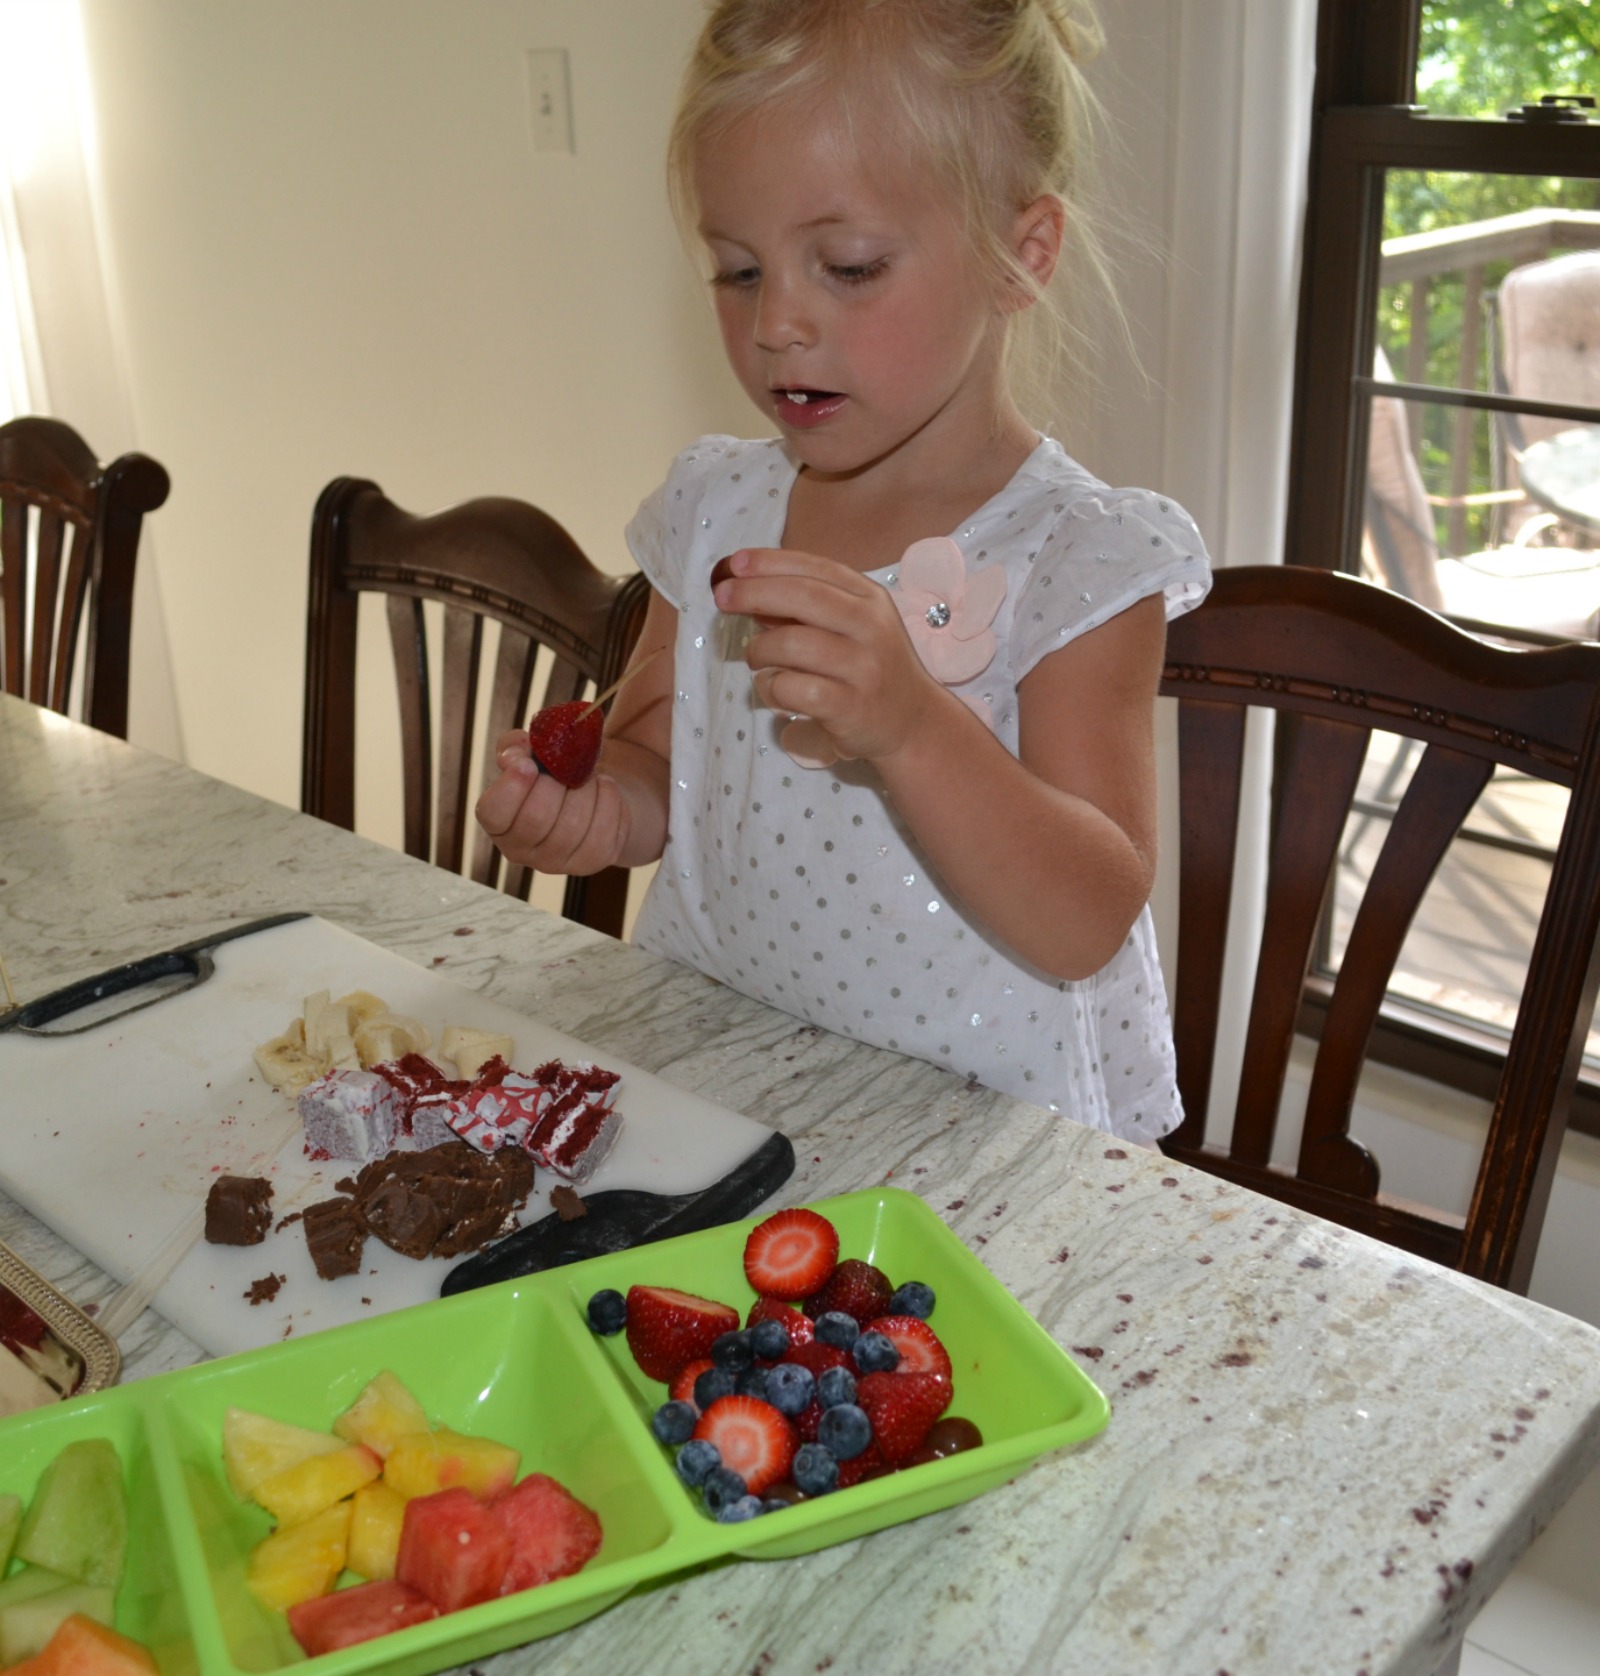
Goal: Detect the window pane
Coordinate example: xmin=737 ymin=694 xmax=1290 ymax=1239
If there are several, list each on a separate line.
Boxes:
xmin=1374 ymin=171 xmax=1600 ymax=563
xmin=1418 ymin=2 xmax=1600 ymax=120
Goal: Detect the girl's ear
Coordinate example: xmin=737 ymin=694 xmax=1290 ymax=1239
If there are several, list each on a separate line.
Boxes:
xmin=1002 ymin=193 xmax=1066 ymax=312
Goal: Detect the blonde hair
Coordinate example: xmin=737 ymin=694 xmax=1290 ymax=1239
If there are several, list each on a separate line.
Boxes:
xmin=667 ymin=0 xmax=1115 ymax=419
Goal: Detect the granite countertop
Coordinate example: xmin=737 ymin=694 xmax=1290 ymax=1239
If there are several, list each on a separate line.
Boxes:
xmin=2 ymin=694 xmax=1598 ymax=1676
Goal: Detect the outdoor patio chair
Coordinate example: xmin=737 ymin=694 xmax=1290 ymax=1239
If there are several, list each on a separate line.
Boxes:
xmin=302 ymin=478 xmax=650 ymax=938
xmin=1364 ymin=348 xmax=1600 ymax=641
xmin=0 ymin=415 xmax=169 ymax=737
xmin=1491 ymin=248 xmax=1600 ymax=546
xmin=1159 ymin=563 xmax=1600 ymax=1293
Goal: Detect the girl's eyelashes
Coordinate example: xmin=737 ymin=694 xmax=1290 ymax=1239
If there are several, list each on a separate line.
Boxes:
xmin=710 ymin=265 xmax=761 ymax=290
xmin=706 ymin=256 xmax=892 ymax=291
xmin=826 ymin=257 xmax=889 ymax=287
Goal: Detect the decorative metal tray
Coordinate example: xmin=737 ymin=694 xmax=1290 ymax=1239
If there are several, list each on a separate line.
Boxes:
xmin=0 ymin=1236 xmax=121 ymax=1412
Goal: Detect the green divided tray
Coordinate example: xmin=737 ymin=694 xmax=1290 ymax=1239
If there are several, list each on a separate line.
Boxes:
xmin=0 ymin=1187 xmax=1109 ymax=1674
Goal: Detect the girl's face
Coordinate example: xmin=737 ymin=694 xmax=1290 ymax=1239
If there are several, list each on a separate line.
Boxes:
xmin=692 ymin=95 xmax=1023 ymax=484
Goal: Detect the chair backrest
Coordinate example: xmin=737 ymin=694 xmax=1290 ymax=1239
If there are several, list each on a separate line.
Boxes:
xmin=303 ymin=478 xmax=651 ymax=938
xmin=1160 ymin=564 xmax=1600 ymax=1292
xmin=1496 ymin=249 xmax=1600 ymax=454
xmin=0 ymin=416 xmax=170 ymax=737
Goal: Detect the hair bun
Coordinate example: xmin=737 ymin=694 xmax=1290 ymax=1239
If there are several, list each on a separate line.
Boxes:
xmin=1036 ymin=0 xmax=1104 ymax=65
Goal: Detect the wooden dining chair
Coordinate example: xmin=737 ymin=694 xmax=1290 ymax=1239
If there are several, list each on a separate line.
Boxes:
xmin=302 ymin=478 xmax=651 ymax=938
xmin=0 ymin=415 xmax=170 ymax=737
xmin=1159 ymin=563 xmax=1600 ymax=1292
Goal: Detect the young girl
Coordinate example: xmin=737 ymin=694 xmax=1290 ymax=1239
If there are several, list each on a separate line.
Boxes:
xmin=476 ymin=0 xmax=1210 ymax=1144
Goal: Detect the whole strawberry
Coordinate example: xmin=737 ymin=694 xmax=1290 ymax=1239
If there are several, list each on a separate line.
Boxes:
xmin=526 ymin=701 xmax=603 ymax=789
xmin=806 ymin=1258 xmax=894 ymax=1324
xmin=857 ymin=1370 xmax=952 ymax=1465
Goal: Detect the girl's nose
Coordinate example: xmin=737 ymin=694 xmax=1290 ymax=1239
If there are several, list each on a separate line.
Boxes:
xmin=753 ymin=279 xmax=814 ymax=351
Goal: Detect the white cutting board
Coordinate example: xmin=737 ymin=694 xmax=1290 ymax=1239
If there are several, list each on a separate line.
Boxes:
xmin=0 ymin=917 xmax=777 ymax=1357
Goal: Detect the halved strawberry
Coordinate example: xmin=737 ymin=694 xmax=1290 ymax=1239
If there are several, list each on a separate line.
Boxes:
xmin=747 ymin=1296 xmax=815 ymax=1352
xmin=806 ymin=1258 xmax=893 ymax=1324
xmin=692 ymin=1395 xmax=797 ymax=1495
xmin=857 ymin=1370 xmax=952 ymax=1465
xmin=624 ymin=1286 xmax=740 ymax=1383
xmin=526 ymin=701 xmax=603 ymax=789
xmin=742 ymin=1208 xmax=839 ymax=1301
xmin=669 ymin=1357 xmax=715 ymax=1408
xmin=865 ymin=1315 xmax=953 ymax=1380
xmin=836 ymin=1437 xmax=890 ymax=1488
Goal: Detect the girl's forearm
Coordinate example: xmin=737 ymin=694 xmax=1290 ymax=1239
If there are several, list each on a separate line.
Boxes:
xmin=598 ymin=737 xmax=672 ymax=868
xmin=872 ymin=692 xmax=1156 ymax=980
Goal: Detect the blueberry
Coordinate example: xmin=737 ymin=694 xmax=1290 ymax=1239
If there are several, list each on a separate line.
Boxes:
xmin=818 ymin=1403 xmax=872 ymax=1461
xmin=816 ymin=1365 xmax=857 ymax=1409
xmin=675 ymin=1438 xmax=720 ymax=1487
xmin=889 ymin=1280 xmax=936 ymax=1318
xmin=761 ymin=1497 xmax=794 ymax=1515
xmin=764 ymin=1360 xmax=816 ymax=1417
xmin=792 ymin=1442 xmax=841 ymax=1497
xmin=735 ymin=1365 xmax=772 ymax=1401
xmin=651 ymin=1400 xmax=697 ymax=1445
xmin=749 ymin=1317 xmax=790 ymax=1360
xmin=701 ymin=1464 xmax=748 ymax=1515
xmin=716 ymin=1493 xmax=766 ymax=1523
xmin=693 ymin=1365 xmax=737 ymax=1410
xmin=815 ymin=1310 xmax=859 ymax=1348
xmin=711 ymin=1329 xmax=754 ymax=1371
xmin=852 ymin=1330 xmax=900 ymax=1374
xmin=585 ymin=1288 xmax=627 ymax=1335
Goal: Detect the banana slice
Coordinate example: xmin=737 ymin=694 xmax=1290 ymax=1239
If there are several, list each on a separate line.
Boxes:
xmin=441 ymin=1024 xmax=514 ymax=1080
xmin=253 ymin=1032 xmax=326 ymax=1093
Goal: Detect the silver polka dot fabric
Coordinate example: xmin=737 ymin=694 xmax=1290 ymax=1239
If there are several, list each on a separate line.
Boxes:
xmin=623 ymin=435 xmax=1212 ymax=1143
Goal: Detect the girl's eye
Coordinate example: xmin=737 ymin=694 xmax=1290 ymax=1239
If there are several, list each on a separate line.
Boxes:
xmin=827 ymin=258 xmax=889 ymax=287
xmin=710 ymin=266 xmax=760 ymax=290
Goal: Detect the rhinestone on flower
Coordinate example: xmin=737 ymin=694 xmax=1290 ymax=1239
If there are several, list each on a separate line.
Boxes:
xmin=925 ymin=601 xmax=952 ymax=629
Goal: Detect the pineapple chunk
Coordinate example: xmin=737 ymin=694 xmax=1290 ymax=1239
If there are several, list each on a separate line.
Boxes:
xmin=440 ymin=1024 xmax=514 ymax=1079
xmin=245 ymin=1501 xmax=351 ymax=1612
xmin=383 ymin=1428 xmax=520 ymax=1501
xmin=222 ymin=1408 xmax=345 ymax=1500
xmin=333 ymin=1371 xmax=430 ymax=1459
xmin=253 ymin=1444 xmax=381 ymax=1528
xmin=346 ymin=1481 xmax=407 ymax=1581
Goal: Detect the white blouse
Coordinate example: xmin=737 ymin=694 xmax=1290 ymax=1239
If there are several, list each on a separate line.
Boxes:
xmin=625 ymin=434 xmax=1211 ymax=1144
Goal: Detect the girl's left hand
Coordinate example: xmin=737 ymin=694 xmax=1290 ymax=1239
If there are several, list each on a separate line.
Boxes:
xmin=711 ymin=547 xmax=945 ymax=763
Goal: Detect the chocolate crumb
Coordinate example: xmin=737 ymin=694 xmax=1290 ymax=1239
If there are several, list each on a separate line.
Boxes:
xmin=245 ymin=1273 xmax=284 ymax=1305
xmin=551 ymin=1185 xmax=587 ymax=1221
xmin=335 ymin=1176 xmax=357 ymax=1194
xmin=274 ymin=1211 xmax=303 ymax=1232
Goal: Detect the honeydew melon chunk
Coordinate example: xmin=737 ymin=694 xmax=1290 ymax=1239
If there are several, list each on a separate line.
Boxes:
xmin=14 ymin=1439 xmax=126 ymax=1587
xmin=0 ymin=1566 xmax=76 ymax=1612
xmin=0 ymin=1579 xmax=116 ymax=1665
xmin=0 ymin=1492 xmax=22 ymax=1571
xmin=221 ymin=1407 xmax=345 ymax=1499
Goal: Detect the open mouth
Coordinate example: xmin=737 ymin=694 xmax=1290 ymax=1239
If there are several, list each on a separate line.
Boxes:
xmin=772 ymin=388 xmax=845 ymax=425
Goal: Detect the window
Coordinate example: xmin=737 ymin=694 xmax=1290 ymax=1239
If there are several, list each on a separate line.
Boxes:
xmin=1286 ymin=0 xmax=1600 ymax=1135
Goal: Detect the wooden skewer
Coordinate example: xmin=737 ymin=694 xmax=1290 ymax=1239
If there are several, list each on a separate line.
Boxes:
xmin=0 ymin=947 xmax=16 ymax=1012
xmin=575 ymin=648 xmax=664 ymax=723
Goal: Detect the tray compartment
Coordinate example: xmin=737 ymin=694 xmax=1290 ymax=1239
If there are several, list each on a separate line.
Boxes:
xmin=555 ymin=1187 xmax=1110 ymax=1560
xmin=150 ymin=1282 xmax=685 ymax=1673
xmin=0 ymin=1390 xmax=198 ymax=1673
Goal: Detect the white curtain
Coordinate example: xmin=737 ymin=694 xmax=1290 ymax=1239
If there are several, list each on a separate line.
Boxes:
xmin=1080 ymin=0 xmax=1319 ymax=1131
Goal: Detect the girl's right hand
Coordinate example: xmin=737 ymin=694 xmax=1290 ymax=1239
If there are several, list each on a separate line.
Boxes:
xmin=474 ymin=729 xmax=633 ymax=876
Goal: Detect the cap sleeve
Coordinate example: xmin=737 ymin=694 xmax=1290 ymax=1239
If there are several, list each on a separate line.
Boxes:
xmin=624 ymin=435 xmax=750 ymax=613
xmin=1011 ymin=489 xmax=1211 ymax=682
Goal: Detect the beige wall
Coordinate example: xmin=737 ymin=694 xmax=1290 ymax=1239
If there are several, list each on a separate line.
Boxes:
xmin=75 ymin=0 xmax=750 ymax=849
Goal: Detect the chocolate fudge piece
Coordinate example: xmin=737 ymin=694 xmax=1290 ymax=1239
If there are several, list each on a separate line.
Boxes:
xmin=204 ymin=1175 xmax=274 ymax=1246
xmin=351 ymin=1143 xmax=534 ymax=1260
xmin=303 ymin=1196 xmax=367 ymax=1279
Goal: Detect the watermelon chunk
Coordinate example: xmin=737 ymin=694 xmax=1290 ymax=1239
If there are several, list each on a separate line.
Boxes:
xmin=491 ymin=1474 xmax=602 ymax=1594
xmin=395 ymin=1488 xmax=511 ymax=1612
xmin=286 ymin=1578 xmax=438 ymax=1655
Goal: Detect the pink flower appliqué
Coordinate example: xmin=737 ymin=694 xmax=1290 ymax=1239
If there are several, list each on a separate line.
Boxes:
xmin=779 ymin=536 xmax=1007 ymax=769
xmin=894 ymin=536 xmax=1005 ymax=684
